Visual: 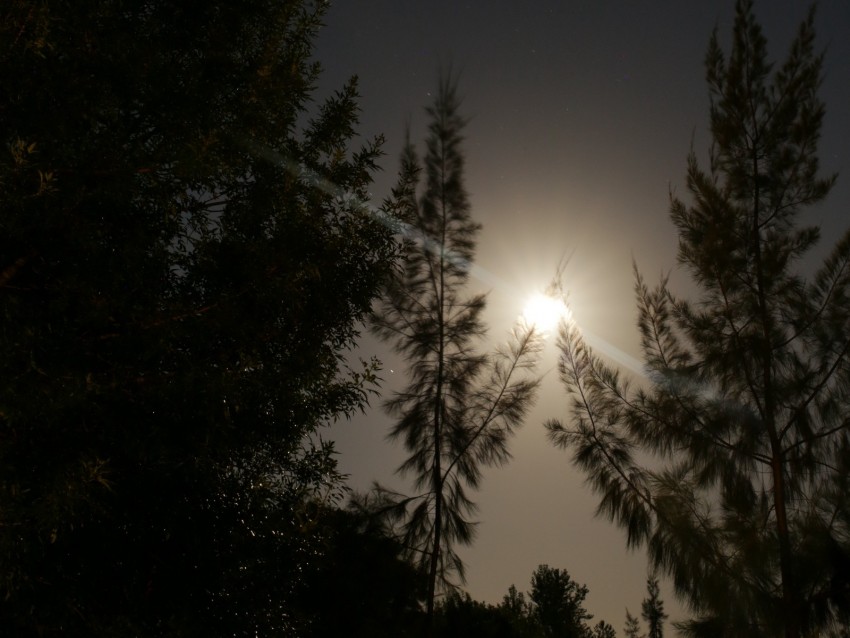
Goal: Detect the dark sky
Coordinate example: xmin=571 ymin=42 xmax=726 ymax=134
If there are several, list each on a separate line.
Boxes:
xmin=314 ymin=0 xmax=850 ymax=627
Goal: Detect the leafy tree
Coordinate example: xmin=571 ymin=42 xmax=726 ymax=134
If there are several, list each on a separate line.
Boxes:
xmin=434 ymin=566 xmax=613 ymax=638
xmin=529 ymin=565 xmax=593 ymax=638
xmin=0 ymin=0 xmax=397 ymax=635
xmin=641 ymin=577 xmax=667 ymax=638
xmin=499 ymin=584 xmax=545 ymax=638
xmin=503 ymin=585 xmax=534 ymax=618
xmin=624 ymin=609 xmax=642 ymax=638
xmin=299 ymin=503 xmax=424 ymax=638
xmin=434 ymin=591 xmax=521 ymax=638
xmin=370 ymin=73 xmax=542 ymax=628
xmin=547 ymin=1 xmax=850 ymax=637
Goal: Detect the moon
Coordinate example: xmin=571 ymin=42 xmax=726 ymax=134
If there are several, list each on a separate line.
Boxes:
xmin=522 ymin=292 xmax=570 ymax=334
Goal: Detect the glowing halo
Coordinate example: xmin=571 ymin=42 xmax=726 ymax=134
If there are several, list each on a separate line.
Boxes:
xmin=522 ymin=292 xmax=570 ymax=334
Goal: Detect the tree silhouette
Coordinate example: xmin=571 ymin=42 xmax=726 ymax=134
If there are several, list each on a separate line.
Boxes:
xmin=592 ymin=620 xmax=617 ymax=638
xmin=299 ymin=503 xmax=424 ymax=638
xmin=432 ymin=565 xmax=615 ymax=638
xmin=641 ymin=577 xmax=667 ymax=638
xmin=624 ymin=609 xmax=642 ymax=638
xmin=371 ymin=74 xmax=542 ymax=630
xmin=434 ymin=590 xmax=522 ymax=638
xmin=500 ymin=584 xmax=540 ymax=637
xmin=0 ymin=0 xmax=397 ymax=634
xmin=528 ymin=565 xmax=593 ymax=638
xmin=547 ymin=2 xmax=850 ymax=637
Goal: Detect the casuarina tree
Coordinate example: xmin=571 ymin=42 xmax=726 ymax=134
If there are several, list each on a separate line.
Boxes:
xmin=624 ymin=609 xmax=642 ymax=638
xmin=547 ymin=1 xmax=850 ymax=637
xmin=371 ymin=74 xmax=542 ymax=630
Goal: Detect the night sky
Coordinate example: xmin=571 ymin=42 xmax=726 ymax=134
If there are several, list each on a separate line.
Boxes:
xmin=315 ymin=1 xmax=850 ymax=628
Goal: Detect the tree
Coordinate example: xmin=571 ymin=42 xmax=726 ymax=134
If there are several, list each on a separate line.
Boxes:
xmin=0 ymin=0 xmax=397 ymax=634
xmin=432 ymin=565 xmax=613 ymax=638
xmin=434 ymin=590 xmax=521 ymax=638
xmin=529 ymin=565 xmax=593 ymax=638
xmin=370 ymin=73 xmax=542 ymax=629
xmin=547 ymin=2 xmax=850 ymax=637
xmin=624 ymin=609 xmax=642 ymax=638
xmin=592 ymin=620 xmax=618 ymax=638
xmin=298 ymin=502 xmax=424 ymax=638
xmin=641 ymin=577 xmax=667 ymax=638
xmin=500 ymin=584 xmax=543 ymax=638
xmin=503 ymin=585 xmax=534 ymax=619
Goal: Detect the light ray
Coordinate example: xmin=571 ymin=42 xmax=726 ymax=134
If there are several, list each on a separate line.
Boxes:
xmin=249 ymin=142 xmax=649 ymax=379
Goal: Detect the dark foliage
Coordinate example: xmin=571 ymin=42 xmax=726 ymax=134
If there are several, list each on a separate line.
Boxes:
xmin=529 ymin=565 xmax=593 ymax=638
xmin=370 ymin=73 xmax=542 ymax=626
xmin=591 ymin=620 xmax=618 ymax=638
xmin=0 ymin=0 xmax=398 ymax=635
xmin=299 ymin=505 xmax=425 ymax=638
xmin=641 ymin=577 xmax=667 ymax=638
xmin=548 ymin=2 xmax=850 ymax=637
xmin=624 ymin=609 xmax=642 ymax=638
xmin=434 ymin=591 xmax=523 ymax=638
xmin=430 ymin=564 xmax=612 ymax=638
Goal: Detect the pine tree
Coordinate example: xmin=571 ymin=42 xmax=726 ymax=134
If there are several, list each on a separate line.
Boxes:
xmin=547 ymin=2 xmax=850 ymax=637
xmin=592 ymin=620 xmax=618 ymax=638
xmin=641 ymin=577 xmax=667 ymax=638
xmin=624 ymin=609 xmax=642 ymax=638
xmin=371 ymin=74 xmax=542 ymax=629
xmin=0 ymin=1 xmax=397 ymax=634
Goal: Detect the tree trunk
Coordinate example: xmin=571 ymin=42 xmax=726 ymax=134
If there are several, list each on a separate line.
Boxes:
xmin=752 ymin=143 xmax=799 ymax=638
xmin=425 ymin=283 xmax=446 ymax=637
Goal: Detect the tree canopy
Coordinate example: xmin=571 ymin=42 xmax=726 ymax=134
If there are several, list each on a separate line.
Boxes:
xmin=548 ymin=1 xmax=850 ymax=637
xmin=641 ymin=577 xmax=667 ymax=638
xmin=429 ymin=564 xmax=610 ymax=638
xmin=370 ymin=73 xmax=542 ymax=628
xmin=529 ymin=564 xmax=593 ymax=638
xmin=0 ymin=0 xmax=398 ymax=634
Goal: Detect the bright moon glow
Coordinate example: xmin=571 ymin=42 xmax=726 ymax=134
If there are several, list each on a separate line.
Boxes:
xmin=522 ymin=293 xmax=570 ymax=333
